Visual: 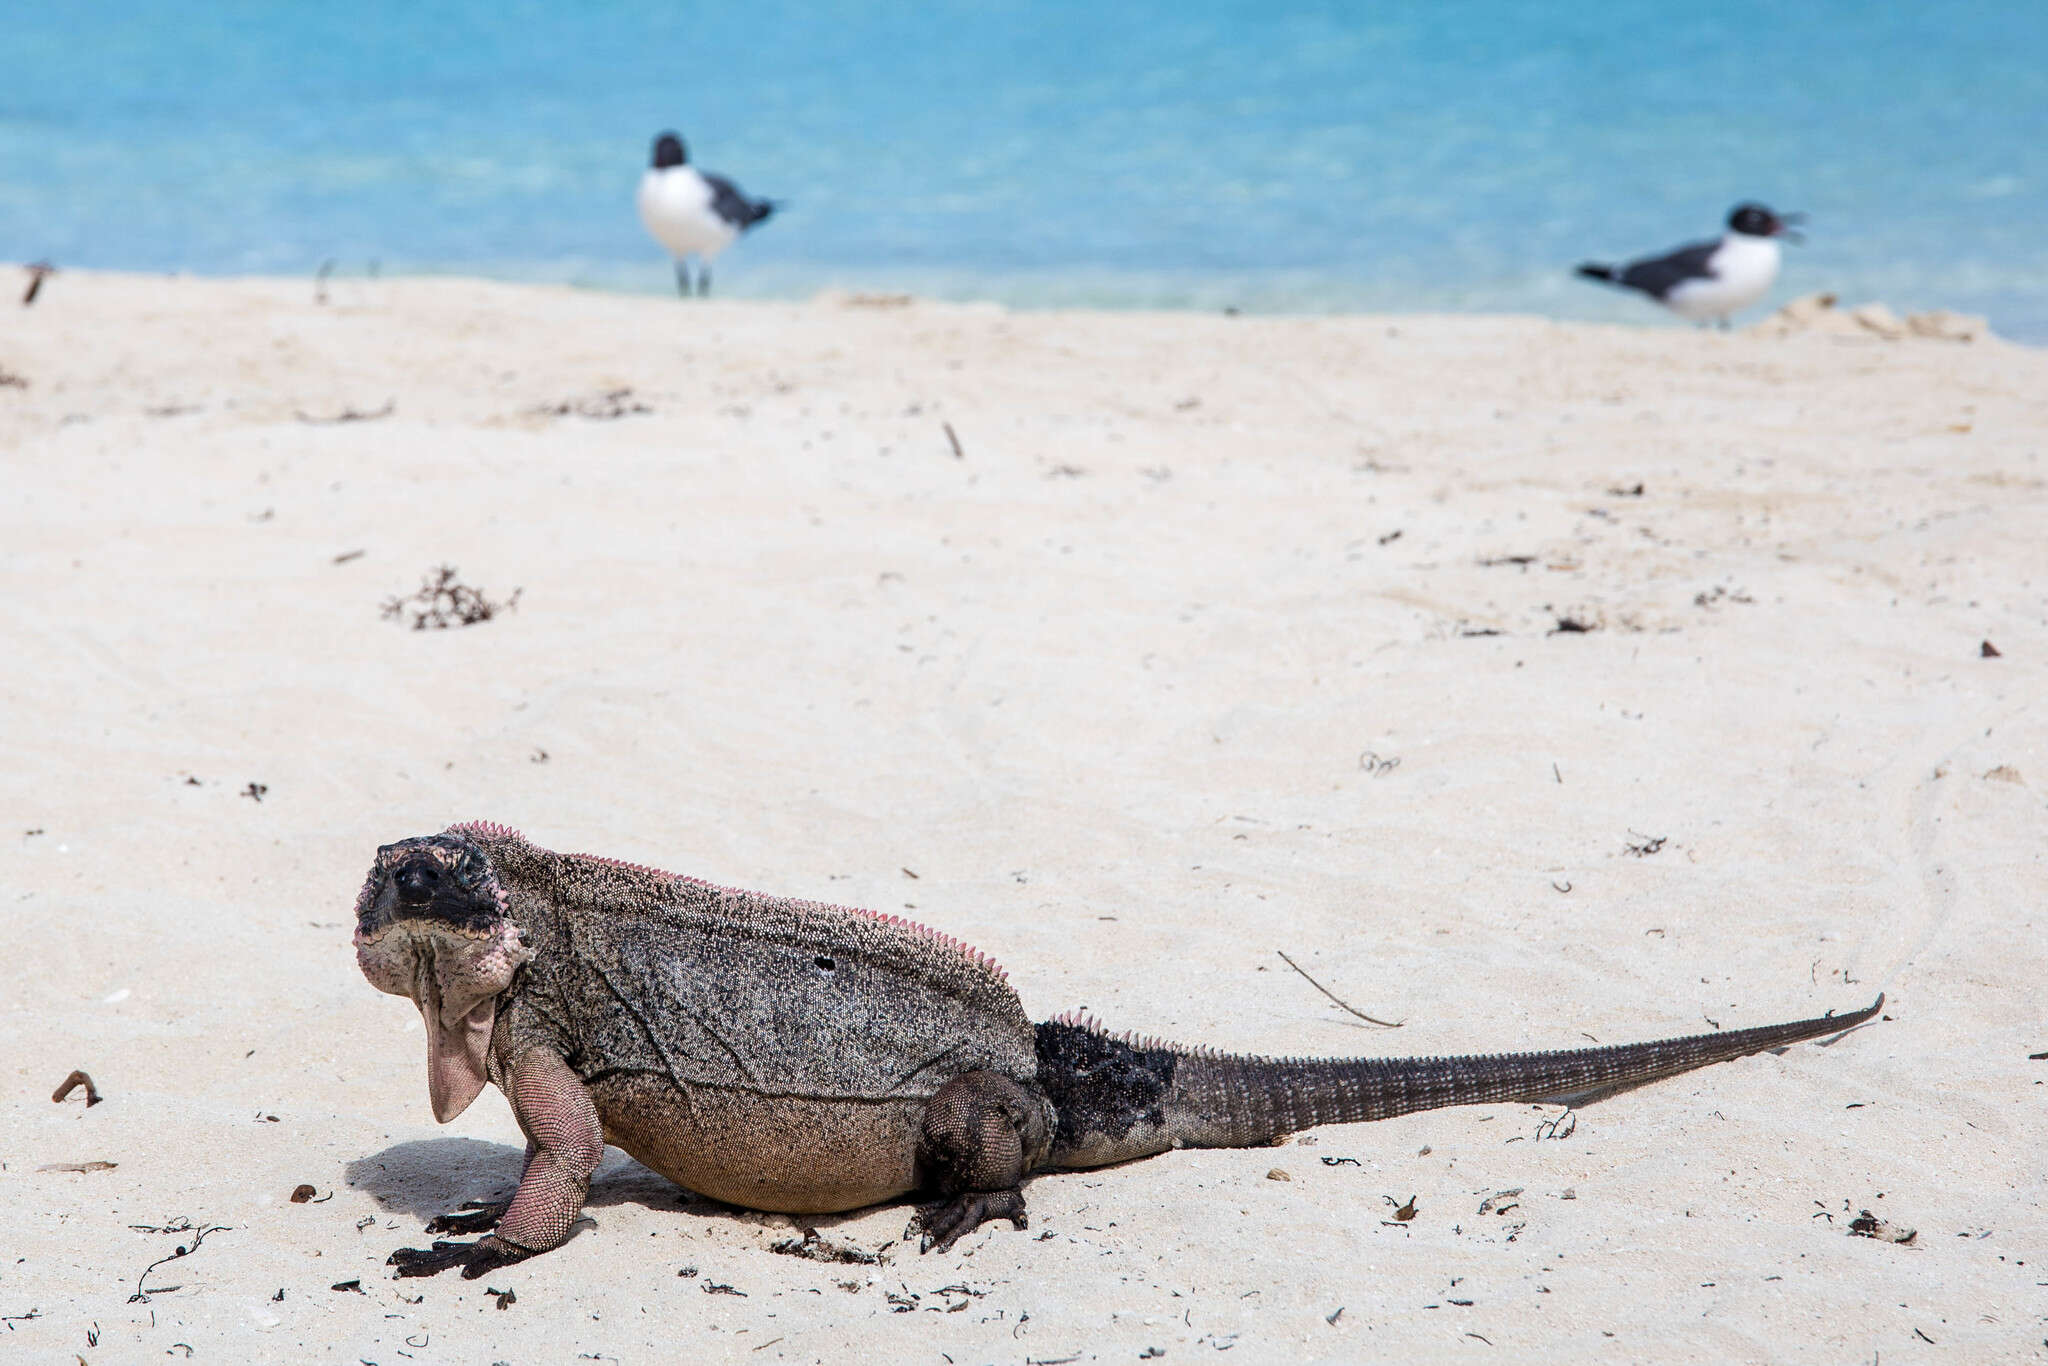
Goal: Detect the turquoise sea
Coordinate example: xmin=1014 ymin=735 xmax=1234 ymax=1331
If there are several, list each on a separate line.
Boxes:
xmin=4 ymin=1 xmax=2045 ymax=337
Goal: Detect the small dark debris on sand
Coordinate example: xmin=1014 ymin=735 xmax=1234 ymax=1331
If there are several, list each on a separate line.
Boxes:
xmin=770 ymin=1228 xmax=888 ymax=1265
xmin=38 ymin=1160 xmax=117 ymax=1173
xmin=1623 ymin=832 xmax=1667 ymax=858
xmin=1847 ymin=1210 xmax=1917 ymax=1244
xmin=241 ymin=782 xmax=268 ymax=802
xmin=22 ymin=261 xmax=56 ymax=305
xmin=1550 ymin=615 xmax=1598 ymax=635
xmin=289 ymin=1184 xmax=318 ymax=1204
xmin=1981 ymin=640 xmax=2001 ymax=658
xmin=52 ymin=1069 xmax=103 ymax=1107
xmin=0 ymin=366 xmax=26 ymax=388
xmin=1607 ymin=482 xmax=1646 ymax=497
xmin=382 ymin=565 xmax=521 ymax=630
xmin=487 ymin=1285 xmax=516 ymax=1309
xmin=296 ymin=399 xmax=394 ymax=425
xmin=529 ymin=388 xmax=651 ymax=420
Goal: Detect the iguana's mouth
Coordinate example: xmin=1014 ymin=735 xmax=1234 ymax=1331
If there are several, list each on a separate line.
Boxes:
xmin=380 ymin=852 xmax=510 ymax=931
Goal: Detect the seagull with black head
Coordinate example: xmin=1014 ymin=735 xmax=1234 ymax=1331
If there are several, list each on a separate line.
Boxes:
xmin=1577 ymin=203 xmax=1804 ymax=327
xmin=636 ymin=131 xmax=777 ymax=298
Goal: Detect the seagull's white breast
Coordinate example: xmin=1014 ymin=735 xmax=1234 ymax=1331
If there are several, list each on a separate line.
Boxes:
xmin=637 ymin=167 xmax=739 ymax=261
xmin=1665 ymin=235 xmax=1782 ymax=321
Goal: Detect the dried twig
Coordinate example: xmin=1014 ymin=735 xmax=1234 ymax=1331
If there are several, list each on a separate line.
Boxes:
xmin=943 ymin=422 xmax=964 ymax=459
xmin=23 ymin=261 xmax=55 ymax=306
xmin=52 ymin=1069 xmax=102 ymax=1106
xmin=129 ymin=1224 xmax=230 ymax=1302
xmin=1276 ymin=951 xmax=1402 ymax=1027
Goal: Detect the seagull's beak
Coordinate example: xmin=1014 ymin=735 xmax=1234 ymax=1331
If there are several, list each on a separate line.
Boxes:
xmin=1774 ymin=211 xmax=1807 ymax=244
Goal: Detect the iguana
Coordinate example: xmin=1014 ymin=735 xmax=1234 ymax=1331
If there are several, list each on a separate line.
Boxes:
xmin=352 ymin=822 xmax=1881 ymax=1278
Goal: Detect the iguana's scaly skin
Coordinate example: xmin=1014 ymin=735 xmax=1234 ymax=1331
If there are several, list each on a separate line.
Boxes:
xmin=353 ymin=823 xmax=1882 ymax=1276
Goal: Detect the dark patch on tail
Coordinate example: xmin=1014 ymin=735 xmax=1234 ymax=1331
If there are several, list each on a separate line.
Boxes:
xmin=1033 ymin=1021 xmax=1177 ymax=1150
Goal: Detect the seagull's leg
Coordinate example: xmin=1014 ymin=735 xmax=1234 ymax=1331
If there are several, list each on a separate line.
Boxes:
xmin=698 ymin=265 xmax=713 ymax=298
xmin=674 ymin=262 xmax=691 ymax=298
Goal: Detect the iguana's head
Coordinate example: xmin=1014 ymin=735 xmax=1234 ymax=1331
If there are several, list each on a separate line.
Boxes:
xmin=355 ymin=833 xmax=532 ymax=1122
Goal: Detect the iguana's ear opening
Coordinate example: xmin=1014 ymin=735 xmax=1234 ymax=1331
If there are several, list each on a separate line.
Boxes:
xmin=425 ymin=997 xmax=498 ymax=1122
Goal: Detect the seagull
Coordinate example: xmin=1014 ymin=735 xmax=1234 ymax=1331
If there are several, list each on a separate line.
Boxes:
xmin=635 ymin=131 xmax=776 ymax=298
xmin=1576 ymin=203 xmax=1804 ymax=327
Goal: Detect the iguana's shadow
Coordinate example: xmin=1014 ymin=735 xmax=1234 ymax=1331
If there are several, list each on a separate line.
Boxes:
xmin=345 ymin=1138 xmax=885 ymax=1237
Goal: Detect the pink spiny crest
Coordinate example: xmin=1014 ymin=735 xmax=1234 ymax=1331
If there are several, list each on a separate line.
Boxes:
xmin=449 ymin=819 xmax=526 ymax=843
xmin=826 ymin=901 xmax=1008 ymax=980
xmin=555 ymin=840 xmax=1007 ymax=981
xmin=1047 ymin=1009 xmax=1225 ymax=1058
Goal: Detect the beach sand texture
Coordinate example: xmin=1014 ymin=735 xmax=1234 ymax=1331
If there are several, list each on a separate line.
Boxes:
xmin=3 ymin=273 xmax=2044 ymax=1362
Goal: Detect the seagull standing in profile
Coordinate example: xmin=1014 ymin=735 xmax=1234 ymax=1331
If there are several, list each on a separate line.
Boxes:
xmin=1576 ymin=203 xmax=1804 ymax=327
xmin=636 ymin=131 xmax=776 ymax=298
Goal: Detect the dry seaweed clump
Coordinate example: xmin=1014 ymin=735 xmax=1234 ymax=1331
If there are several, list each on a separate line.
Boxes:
xmin=381 ymin=565 xmax=521 ymax=630
xmin=1751 ymin=293 xmax=1989 ymax=341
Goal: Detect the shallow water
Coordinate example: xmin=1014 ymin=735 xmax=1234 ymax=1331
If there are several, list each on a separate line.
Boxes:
xmin=5 ymin=1 xmax=2044 ymax=337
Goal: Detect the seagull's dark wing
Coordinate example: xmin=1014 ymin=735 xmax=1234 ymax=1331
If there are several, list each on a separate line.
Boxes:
xmin=702 ymin=172 xmax=776 ymax=230
xmin=1615 ymin=240 xmax=1720 ymax=299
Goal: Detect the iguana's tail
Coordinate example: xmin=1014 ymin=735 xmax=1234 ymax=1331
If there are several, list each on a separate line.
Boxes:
xmin=1034 ymin=996 xmax=1881 ymax=1169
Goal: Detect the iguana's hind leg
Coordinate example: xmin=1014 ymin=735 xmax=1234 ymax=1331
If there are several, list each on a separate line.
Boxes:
xmin=391 ymin=1052 xmax=602 ymax=1278
xmin=915 ymin=1071 xmax=1052 ymax=1253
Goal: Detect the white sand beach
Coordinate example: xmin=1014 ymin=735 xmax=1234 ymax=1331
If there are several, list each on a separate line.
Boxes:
xmin=3 ymin=271 xmax=2044 ymax=1362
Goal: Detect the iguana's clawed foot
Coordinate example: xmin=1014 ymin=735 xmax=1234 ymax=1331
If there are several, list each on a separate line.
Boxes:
xmin=425 ymin=1198 xmax=510 ymax=1235
xmin=917 ymin=1189 xmax=1028 ymax=1254
xmin=388 ymin=1235 xmax=531 ymax=1279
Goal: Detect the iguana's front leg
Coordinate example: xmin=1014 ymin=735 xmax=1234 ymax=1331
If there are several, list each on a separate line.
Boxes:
xmin=421 ymin=1140 xmax=537 ymax=1234
xmin=390 ymin=1051 xmax=602 ymax=1278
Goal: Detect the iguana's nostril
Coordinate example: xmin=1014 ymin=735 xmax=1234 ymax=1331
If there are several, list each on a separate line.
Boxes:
xmin=394 ymin=862 xmax=439 ymax=903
